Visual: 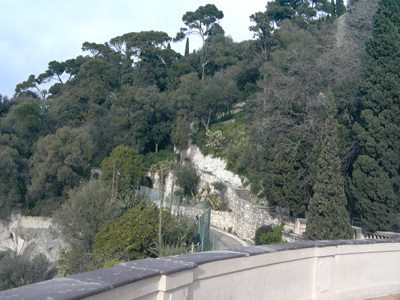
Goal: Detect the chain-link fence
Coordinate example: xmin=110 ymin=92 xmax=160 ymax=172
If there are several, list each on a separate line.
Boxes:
xmin=136 ymin=185 xmax=196 ymax=209
xmin=136 ymin=186 xmax=214 ymax=252
xmin=198 ymin=208 xmax=211 ymax=252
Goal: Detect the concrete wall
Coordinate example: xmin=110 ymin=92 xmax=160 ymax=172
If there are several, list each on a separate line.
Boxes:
xmin=2 ymin=239 xmax=400 ymax=300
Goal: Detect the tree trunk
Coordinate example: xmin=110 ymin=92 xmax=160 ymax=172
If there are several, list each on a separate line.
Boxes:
xmin=201 ymin=62 xmax=207 ymax=82
xmin=201 ymin=111 xmax=212 ymax=132
xmin=158 ymin=171 xmax=165 ymax=247
xmin=169 ymin=178 xmax=175 ymax=212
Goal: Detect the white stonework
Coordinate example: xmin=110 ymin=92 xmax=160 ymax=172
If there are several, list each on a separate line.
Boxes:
xmin=184 ymin=144 xmax=243 ymax=189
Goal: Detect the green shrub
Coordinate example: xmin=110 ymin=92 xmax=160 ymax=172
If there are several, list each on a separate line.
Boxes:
xmin=255 ymin=225 xmax=284 ymax=245
xmin=206 ymin=130 xmax=225 ymax=151
xmin=175 ymin=163 xmax=199 ymax=197
xmin=143 ymin=148 xmax=178 ymax=169
xmin=93 ymin=203 xmax=193 ymax=267
xmin=191 ymin=130 xmax=209 ymax=155
xmin=212 ymin=181 xmax=227 ymax=192
xmin=254 ymin=225 xmax=273 ymax=245
xmin=259 ymin=232 xmax=281 ymax=245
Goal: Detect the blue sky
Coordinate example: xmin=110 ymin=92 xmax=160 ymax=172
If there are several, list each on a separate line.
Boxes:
xmin=0 ymin=0 xmax=269 ymax=98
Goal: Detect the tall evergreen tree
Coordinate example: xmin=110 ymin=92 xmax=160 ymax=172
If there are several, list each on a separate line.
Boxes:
xmin=349 ymin=0 xmax=400 ymax=232
xmin=306 ymin=99 xmax=353 ymax=240
xmin=330 ymin=0 xmax=336 ymax=15
xmin=335 ymin=0 xmax=346 ymax=16
xmin=184 ymin=38 xmax=190 ymax=57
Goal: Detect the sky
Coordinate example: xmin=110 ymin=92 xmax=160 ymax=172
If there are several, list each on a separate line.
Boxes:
xmin=0 ymin=0 xmax=269 ymax=98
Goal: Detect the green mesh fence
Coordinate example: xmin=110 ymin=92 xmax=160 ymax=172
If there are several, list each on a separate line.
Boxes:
xmin=136 ymin=186 xmax=227 ymax=252
xmin=198 ymin=208 xmax=211 ymax=252
xmin=136 ymin=185 xmax=193 ymax=209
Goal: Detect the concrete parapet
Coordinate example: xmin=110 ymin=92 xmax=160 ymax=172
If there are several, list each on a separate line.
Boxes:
xmin=1 ymin=239 xmax=400 ymax=300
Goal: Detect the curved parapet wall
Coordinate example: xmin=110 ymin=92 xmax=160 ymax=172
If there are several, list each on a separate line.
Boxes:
xmin=1 ymin=239 xmax=400 ymax=300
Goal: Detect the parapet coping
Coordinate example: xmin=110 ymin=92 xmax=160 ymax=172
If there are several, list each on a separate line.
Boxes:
xmin=1 ymin=238 xmax=399 ymax=300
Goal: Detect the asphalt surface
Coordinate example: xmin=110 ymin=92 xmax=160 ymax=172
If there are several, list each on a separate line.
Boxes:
xmin=209 ymin=226 xmax=249 ymax=250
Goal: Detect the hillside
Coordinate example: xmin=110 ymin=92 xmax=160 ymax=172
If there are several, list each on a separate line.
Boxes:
xmin=1 ymin=0 xmax=400 ymax=290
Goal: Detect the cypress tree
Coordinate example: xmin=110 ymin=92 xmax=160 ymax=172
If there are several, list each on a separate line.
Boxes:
xmin=336 ymin=0 xmax=346 ymax=16
xmin=306 ymin=98 xmax=353 ymax=240
xmin=184 ymin=38 xmax=190 ymax=57
xmin=330 ymin=0 xmax=336 ymax=16
xmin=349 ymin=0 xmax=400 ymax=232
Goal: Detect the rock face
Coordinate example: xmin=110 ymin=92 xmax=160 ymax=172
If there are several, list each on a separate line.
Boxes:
xmin=185 ymin=143 xmax=243 ymax=189
xmin=0 ymin=214 xmax=65 ymax=263
xmin=148 ymin=143 xmax=245 ymax=203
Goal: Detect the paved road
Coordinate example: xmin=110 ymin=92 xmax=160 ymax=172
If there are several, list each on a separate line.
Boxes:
xmin=209 ymin=226 xmax=249 ymax=250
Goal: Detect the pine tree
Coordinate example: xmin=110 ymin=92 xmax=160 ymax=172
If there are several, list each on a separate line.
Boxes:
xmin=349 ymin=0 xmax=400 ymax=232
xmin=306 ymin=99 xmax=353 ymax=240
xmin=184 ymin=38 xmax=190 ymax=57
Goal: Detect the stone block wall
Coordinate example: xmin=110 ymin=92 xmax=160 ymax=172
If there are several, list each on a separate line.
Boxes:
xmin=213 ymin=186 xmax=291 ymax=240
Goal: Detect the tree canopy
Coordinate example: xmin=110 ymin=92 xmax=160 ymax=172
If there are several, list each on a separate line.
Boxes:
xmin=179 ymin=4 xmax=224 ymax=47
xmin=2 ymin=0 xmax=398 ymax=254
xmin=93 ymin=203 xmax=184 ymax=266
xmin=349 ymin=0 xmax=400 ymax=231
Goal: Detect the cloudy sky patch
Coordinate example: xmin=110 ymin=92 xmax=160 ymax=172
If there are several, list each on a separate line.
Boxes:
xmin=0 ymin=0 xmax=269 ymax=98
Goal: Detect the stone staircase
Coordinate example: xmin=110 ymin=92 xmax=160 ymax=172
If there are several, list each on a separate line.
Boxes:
xmin=234 ymin=188 xmax=252 ymax=202
xmin=235 ymin=188 xmax=279 ymax=213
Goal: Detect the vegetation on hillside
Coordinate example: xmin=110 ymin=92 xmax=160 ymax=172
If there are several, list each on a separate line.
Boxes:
xmin=0 ymin=252 xmax=55 ymax=292
xmin=0 ymin=0 xmax=399 ymax=283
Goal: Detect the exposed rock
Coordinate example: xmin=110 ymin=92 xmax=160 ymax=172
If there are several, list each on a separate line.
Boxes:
xmin=0 ymin=214 xmax=65 ymax=263
xmin=184 ymin=143 xmax=243 ymax=189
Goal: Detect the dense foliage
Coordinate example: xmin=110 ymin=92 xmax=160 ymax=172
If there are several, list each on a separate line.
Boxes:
xmin=0 ymin=252 xmax=55 ymax=292
xmin=349 ymin=0 xmax=400 ymax=231
xmin=175 ymin=163 xmax=200 ymax=197
xmin=93 ymin=203 xmax=192 ymax=267
xmin=0 ymin=0 xmax=398 ymax=278
xmin=54 ymin=180 xmax=116 ymax=275
xmin=254 ymin=225 xmax=284 ymax=245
